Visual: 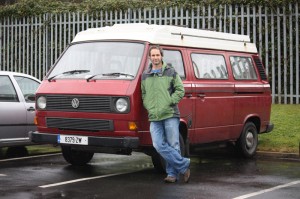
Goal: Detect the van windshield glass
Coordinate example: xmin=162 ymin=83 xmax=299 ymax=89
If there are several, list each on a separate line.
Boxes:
xmin=48 ymin=42 xmax=145 ymax=80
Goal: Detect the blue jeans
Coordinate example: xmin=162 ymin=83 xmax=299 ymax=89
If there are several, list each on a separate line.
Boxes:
xmin=150 ymin=117 xmax=190 ymax=179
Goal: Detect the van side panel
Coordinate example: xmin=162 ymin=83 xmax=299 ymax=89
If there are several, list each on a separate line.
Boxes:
xmin=226 ymin=53 xmax=272 ymax=138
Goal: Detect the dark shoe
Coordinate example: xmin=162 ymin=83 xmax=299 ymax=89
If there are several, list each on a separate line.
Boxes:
xmin=164 ymin=176 xmax=177 ymax=183
xmin=183 ymin=168 xmax=190 ymax=183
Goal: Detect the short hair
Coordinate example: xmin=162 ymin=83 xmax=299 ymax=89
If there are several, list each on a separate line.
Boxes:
xmin=148 ymin=45 xmax=164 ymax=57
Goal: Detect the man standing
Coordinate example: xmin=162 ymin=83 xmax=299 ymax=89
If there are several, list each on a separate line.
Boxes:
xmin=141 ymin=45 xmax=190 ymax=183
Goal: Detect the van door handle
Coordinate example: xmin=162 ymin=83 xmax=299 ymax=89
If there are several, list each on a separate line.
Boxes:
xmin=185 ymin=93 xmax=192 ymax=98
xmin=27 ymin=107 xmax=35 ymax=111
xmin=197 ymin=94 xmax=206 ymax=98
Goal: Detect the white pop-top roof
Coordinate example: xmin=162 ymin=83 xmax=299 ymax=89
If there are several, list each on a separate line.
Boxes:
xmin=72 ymin=23 xmax=258 ymax=53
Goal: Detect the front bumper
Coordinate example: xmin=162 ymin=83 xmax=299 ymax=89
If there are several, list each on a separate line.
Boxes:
xmin=29 ymin=131 xmax=140 ymax=149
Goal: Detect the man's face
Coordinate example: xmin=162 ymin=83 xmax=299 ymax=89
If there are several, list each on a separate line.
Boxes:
xmin=149 ymin=49 xmax=163 ymax=66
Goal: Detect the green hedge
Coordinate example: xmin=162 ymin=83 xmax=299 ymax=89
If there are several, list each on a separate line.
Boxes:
xmin=0 ymin=0 xmax=298 ymax=18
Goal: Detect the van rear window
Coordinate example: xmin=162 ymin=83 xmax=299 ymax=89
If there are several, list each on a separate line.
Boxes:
xmin=191 ymin=54 xmax=228 ymax=79
xmin=230 ymin=56 xmax=257 ymax=80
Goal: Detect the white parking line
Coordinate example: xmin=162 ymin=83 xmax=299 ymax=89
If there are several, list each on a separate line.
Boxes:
xmin=0 ymin=174 xmax=7 ymax=176
xmin=0 ymin=153 xmax=61 ymax=162
xmin=39 ymin=171 xmax=139 ymax=188
xmin=233 ymin=180 xmax=300 ymax=199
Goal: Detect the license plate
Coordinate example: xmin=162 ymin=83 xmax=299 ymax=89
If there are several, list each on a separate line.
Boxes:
xmin=57 ymin=135 xmax=88 ymax=145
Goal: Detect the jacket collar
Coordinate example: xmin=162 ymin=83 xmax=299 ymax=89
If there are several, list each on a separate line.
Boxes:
xmin=147 ymin=61 xmax=168 ymax=74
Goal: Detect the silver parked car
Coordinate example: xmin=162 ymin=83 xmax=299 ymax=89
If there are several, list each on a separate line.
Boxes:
xmin=0 ymin=71 xmax=40 ymax=148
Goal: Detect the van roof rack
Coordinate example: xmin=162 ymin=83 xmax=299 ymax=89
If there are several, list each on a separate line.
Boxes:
xmin=72 ymin=23 xmax=257 ymax=53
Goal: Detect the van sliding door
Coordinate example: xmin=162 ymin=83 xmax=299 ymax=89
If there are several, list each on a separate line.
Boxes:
xmin=190 ymin=52 xmax=235 ymax=143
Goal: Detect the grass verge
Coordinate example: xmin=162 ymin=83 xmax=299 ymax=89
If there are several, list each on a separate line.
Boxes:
xmin=258 ymin=104 xmax=300 ymax=154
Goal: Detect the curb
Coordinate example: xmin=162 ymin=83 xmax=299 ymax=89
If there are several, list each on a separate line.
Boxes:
xmin=256 ymin=151 xmax=300 ymax=161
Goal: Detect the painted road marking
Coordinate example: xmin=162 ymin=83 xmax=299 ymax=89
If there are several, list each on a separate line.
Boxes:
xmin=233 ymin=180 xmax=300 ymax=199
xmin=0 ymin=153 xmax=61 ymax=162
xmin=39 ymin=171 xmax=140 ymax=188
xmin=0 ymin=174 xmax=7 ymax=176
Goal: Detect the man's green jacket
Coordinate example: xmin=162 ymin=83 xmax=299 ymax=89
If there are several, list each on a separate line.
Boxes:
xmin=141 ymin=62 xmax=185 ymax=121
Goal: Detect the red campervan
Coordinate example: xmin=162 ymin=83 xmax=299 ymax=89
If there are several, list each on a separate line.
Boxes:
xmin=30 ymin=24 xmax=273 ymax=171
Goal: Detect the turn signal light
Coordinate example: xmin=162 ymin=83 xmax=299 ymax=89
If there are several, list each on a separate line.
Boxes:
xmin=34 ymin=116 xmax=38 ymax=125
xmin=128 ymin=122 xmax=138 ymax=131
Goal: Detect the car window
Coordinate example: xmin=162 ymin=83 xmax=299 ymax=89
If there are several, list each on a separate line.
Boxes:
xmin=191 ymin=53 xmax=228 ymax=79
xmin=0 ymin=75 xmax=18 ymax=102
xmin=230 ymin=56 xmax=257 ymax=80
xmin=14 ymin=76 xmax=40 ymax=102
xmin=163 ymin=50 xmax=185 ymax=79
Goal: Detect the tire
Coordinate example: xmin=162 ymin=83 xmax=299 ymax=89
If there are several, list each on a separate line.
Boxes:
xmin=61 ymin=146 xmax=94 ymax=166
xmin=236 ymin=122 xmax=258 ymax=158
xmin=6 ymin=146 xmax=28 ymax=158
xmin=151 ymin=134 xmax=185 ymax=173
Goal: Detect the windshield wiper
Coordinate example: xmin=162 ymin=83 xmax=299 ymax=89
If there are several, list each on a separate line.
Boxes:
xmin=103 ymin=72 xmax=134 ymax=77
xmin=48 ymin=70 xmax=90 ymax=82
xmin=86 ymin=72 xmax=134 ymax=82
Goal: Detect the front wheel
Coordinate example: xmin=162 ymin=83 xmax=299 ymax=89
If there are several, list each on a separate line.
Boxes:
xmin=151 ymin=134 xmax=186 ymax=173
xmin=61 ymin=146 xmax=94 ymax=166
xmin=236 ymin=122 xmax=258 ymax=158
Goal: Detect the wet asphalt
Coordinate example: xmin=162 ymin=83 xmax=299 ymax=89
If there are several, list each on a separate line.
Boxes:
xmin=0 ymin=149 xmax=299 ymax=199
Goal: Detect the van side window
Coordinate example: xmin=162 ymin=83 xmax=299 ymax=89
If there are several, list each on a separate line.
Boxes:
xmin=191 ymin=53 xmax=228 ymax=79
xmin=0 ymin=76 xmax=18 ymax=102
xmin=163 ymin=50 xmax=185 ymax=79
xmin=230 ymin=56 xmax=257 ymax=80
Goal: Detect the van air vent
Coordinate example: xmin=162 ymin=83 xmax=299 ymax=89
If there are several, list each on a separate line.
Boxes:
xmin=253 ymin=56 xmax=267 ymax=81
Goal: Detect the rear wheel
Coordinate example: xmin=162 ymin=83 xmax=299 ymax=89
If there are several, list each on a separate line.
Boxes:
xmin=236 ymin=122 xmax=258 ymax=158
xmin=61 ymin=146 xmax=94 ymax=166
xmin=151 ymin=134 xmax=185 ymax=173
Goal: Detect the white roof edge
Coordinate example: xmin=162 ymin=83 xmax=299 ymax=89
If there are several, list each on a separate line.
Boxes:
xmin=72 ymin=23 xmax=258 ymax=53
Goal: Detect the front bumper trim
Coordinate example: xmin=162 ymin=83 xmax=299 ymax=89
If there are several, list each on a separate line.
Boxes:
xmin=29 ymin=131 xmax=139 ymax=149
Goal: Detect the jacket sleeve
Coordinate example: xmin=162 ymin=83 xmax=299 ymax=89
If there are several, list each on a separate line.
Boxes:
xmin=141 ymin=74 xmax=147 ymax=107
xmin=141 ymin=83 xmax=145 ymax=100
xmin=170 ymin=73 xmax=185 ymax=105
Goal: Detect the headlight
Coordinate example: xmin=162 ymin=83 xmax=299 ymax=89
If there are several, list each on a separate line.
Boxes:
xmin=115 ymin=98 xmax=129 ymax=113
xmin=37 ymin=96 xmax=47 ymax=109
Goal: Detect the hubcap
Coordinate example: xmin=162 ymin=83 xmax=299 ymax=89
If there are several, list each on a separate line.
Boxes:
xmin=246 ymin=131 xmax=254 ymax=148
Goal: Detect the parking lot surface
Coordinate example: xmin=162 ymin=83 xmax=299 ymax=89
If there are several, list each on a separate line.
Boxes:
xmin=0 ymin=151 xmax=300 ymax=199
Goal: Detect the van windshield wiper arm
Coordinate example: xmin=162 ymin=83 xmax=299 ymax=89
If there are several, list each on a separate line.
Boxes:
xmin=86 ymin=72 xmax=134 ymax=82
xmin=48 ymin=70 xmax=90 ymax=82
xmin=102 ymin=72 xmax=134 ymax=77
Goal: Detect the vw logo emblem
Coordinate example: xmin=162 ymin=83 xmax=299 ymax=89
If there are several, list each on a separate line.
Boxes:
xmin=71 ymin=98 xmax=80 ymax=109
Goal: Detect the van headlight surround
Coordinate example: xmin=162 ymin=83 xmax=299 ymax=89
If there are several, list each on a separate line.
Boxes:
xmin=113 ymin=97 xmax=130 ymax=113
xmin=37 ymin=96 xmax=47 ymax=109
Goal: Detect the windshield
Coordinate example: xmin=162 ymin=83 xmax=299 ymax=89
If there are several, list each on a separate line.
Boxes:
xmin=48 ymin=42 xmax=145 ymax=80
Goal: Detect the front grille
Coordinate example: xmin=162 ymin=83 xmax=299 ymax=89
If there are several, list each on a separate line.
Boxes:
xmin=46 ymin=95 xmax=111 ymax=112
xmin=47 ymin=117 xmax=113 ymax=131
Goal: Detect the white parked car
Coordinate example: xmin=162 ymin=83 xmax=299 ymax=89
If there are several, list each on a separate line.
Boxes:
xmin=0 ymin=71 xmax=40 ymax=148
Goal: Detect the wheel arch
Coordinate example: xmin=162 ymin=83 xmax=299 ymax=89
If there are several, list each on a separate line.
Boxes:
xmin=244 ymin=115 xmax=261 ymax=133
xmin=179 ymin=120 xmax=188 ymax=142
xmin=179 ymin=119 xmax=189 ymax=156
